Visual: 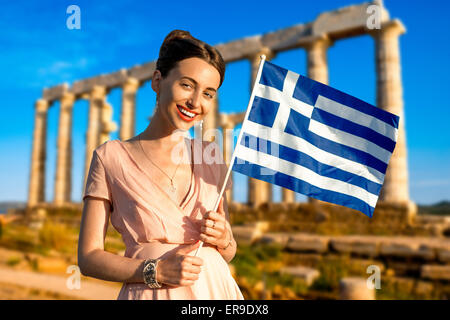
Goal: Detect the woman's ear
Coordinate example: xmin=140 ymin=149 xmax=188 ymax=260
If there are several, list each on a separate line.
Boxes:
xmin=151 ymin=70 xmax=162 ymax=94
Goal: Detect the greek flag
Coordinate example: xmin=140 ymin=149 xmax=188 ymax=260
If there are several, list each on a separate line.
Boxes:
xmin=231 ymin=58 xmax=399 ymax=218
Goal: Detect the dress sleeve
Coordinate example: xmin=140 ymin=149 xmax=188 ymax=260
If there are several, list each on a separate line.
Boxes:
xmin=83 ymin=150 xmax=113 ymax=206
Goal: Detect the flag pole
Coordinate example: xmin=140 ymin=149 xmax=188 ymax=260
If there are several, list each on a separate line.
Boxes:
xmin=194 ymin=54 xmax=267 ymax=257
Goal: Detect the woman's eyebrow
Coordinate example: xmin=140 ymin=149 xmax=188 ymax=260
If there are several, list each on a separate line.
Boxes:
xmin=181 ymin=76 xmax=217 ymax=92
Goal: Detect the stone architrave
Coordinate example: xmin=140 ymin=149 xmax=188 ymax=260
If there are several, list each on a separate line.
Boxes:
xmin=304 ymin=34 xmax=332 ymax=205
xmin=372 ymin=20 xmax=409 ymax=204
xmin=120 ymin=77 xmax=139 ymax=141
xmin=54 ymin=92 xmax=75 ymax=206
xmin=83 ymin=85 xmax=106 ymax=193
xmin=247 ymin=48 xmax=274 ymax=207
xmin=28 ymin=99 xmax=49 ymax=207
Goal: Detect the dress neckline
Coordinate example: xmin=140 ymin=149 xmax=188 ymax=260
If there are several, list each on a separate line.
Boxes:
xmin=115 ymin=138 xmax=196 ymax=212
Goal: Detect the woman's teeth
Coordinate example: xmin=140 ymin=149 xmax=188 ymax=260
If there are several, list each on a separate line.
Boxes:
xmin=178 ymin=106 xmax=195 ymax=118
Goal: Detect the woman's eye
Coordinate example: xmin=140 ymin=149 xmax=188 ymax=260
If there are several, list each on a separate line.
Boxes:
xmin=181 ymin=83 xmax=192 ymax=88
xmin=204 ymin=92 xmax=214 ymax=99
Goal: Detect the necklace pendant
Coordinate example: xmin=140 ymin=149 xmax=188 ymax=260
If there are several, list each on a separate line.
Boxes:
xmin=169 ymin=181 xmax=176 ymax=193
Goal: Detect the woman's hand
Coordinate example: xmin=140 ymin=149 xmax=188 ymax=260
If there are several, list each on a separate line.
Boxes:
xmin=199 ymin=198 xmax=230 ymax=249
xmin=156 ymin=241 xmax=204 ymax=287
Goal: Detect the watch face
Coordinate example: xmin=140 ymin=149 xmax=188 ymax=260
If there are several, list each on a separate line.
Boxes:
xmin=143 ymin=260 xmax=160 ymax=288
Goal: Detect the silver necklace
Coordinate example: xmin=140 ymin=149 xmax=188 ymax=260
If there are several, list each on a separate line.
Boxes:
xmin=138 ymin=133 xmax=182 ymax=193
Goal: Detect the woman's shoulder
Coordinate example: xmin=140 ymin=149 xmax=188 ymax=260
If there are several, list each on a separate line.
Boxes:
xmin=93 ymin=139 xmax=121 ymax=161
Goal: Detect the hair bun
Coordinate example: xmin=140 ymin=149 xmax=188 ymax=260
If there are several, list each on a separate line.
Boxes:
xmin=162 ymin=30 xmax=194 ymax=44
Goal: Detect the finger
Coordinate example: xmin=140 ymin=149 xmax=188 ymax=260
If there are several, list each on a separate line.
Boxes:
xmin=201 ymin=226 xmax=223 ymax=238
xmin=202 ymin=218 xmax=214 ymax=228
xmin=184 ymin=264 xmax=202 ymax=275
xmin=181 ymin=270 xmax=200 ymax=281
xmin=199 ymin=233 xmax=216 ymax=245
xmin=180 ymin=279 xmax=195 ymax=287
xmin=204 ymin=211 xmax=223 ymax=223
xmin=184 ymin=255 xmax=204 ymax=266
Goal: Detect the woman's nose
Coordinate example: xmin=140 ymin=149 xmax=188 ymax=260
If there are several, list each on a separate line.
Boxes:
xmin=187 ymin=90 xmax=202 ymax=110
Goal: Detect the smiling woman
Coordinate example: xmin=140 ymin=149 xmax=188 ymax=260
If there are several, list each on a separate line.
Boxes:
xmin=77 ymin=30 xmax=243 ymax=300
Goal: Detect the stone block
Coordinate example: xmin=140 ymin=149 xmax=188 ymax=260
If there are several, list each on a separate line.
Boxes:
xmin=379 ymin=240 xmax=435 ymax=260
xmin=232 ymin=222 xmax=268 ymax=244
xmin=437 ymin=247 xmax=450 ymax=263
xmin=421 ymin=265 xmax=450 ymax=281
xmin=259 ymin=233 xmax=290 ymax=247
xmin=280 ymin=265 xmax=320 ymax=287
xmin=339 ymin=277 xmax=375 ymax=300
xmin=330 ymin=237 xmax=380 ymax=257
xmin=286 ymin=234 xmax=329 ymax=253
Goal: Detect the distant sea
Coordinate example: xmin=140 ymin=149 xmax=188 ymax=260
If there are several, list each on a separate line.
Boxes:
xmin=0 ymin=201 xmax=449 ymax=215
xmin=0 ymin=201 xmax=26 ymax=214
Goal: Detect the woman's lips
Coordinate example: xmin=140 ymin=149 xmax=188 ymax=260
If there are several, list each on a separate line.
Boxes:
xmin=176 ymin=105 xmax=198 ymax=122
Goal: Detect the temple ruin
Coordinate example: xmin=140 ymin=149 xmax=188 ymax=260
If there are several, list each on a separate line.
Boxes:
xmin=27 ymin=1 xmax=413 ymax=216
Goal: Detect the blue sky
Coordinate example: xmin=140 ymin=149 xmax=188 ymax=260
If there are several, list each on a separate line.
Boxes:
xmin=0 ymin=0 xmax=449 ymax=205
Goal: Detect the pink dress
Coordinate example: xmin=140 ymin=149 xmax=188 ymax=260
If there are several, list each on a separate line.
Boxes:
xmin=83 ymin=138 xmax=244 ymax=300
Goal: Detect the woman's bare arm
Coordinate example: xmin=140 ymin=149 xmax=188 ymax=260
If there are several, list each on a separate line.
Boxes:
xmin=77 ymin=197 xmax=145 ymax=283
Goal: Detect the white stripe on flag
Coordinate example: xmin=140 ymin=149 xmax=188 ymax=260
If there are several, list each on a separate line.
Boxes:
xmin=271 ymin=71 xmax=299 ymax=130
xmin=254 ymin=83 xmax=314 ymax=119
xmin=308 ymin=119 xmax=392 ymax=164
xmin=241 ymin=120 xmax=385 ymax=184
xmin=235 ymin=143 xmax=378 ymax=208
xmin=315 ymin=95 xmax=398 ymax=142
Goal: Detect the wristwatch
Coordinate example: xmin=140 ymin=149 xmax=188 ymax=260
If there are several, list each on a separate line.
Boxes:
xmin=143 ymin=259 xmax=162 ymax=288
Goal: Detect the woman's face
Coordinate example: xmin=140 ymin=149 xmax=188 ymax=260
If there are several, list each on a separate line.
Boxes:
xmin=152 ymin=57 xmax=221 ymax=132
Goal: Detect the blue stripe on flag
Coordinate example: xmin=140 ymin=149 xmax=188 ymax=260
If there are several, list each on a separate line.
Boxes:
xmin=248 ymin=96 xmax=280 ymax=128
xmin=311 ymin=108 xmax=396 ymax=153
xmin=233 ymin=158 xmax=375 ymax=217
xmin=285 ymin=109 xmax=388 ymax=174
xmin=292 ymin=74 xmax=399 ymax=129
xmin=259 ymin=61 xmax=288 ymax=91
xmin=240 ymin=132 xmax=382 ymax=195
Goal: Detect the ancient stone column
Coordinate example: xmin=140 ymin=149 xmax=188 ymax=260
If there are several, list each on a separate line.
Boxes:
xmin=54 ymin=92 xmax=75 ymax=206
xmin=28 ymin=99 xmax=49 ymax=207
xmin=99 ymin=101 xmax=118 ymax=145
xmin=222 ymin=119 xmax=235 ymax=202
xmin=248 ymin=48 xmax=274 ymax=207
xmin=120 ymin=77 xmax=139 ymax=141
xmin=372 ymin=20 xmax=409 ymax=204
xmin=202 ymin=95 xmax=219 ymax=142
xmin=305 ymin=35 xmax=332 ymax=205
xmin=305 ymin=34 xmax=331 ymax=84
xmin=83 ymin=85 xmax=106 ymax=193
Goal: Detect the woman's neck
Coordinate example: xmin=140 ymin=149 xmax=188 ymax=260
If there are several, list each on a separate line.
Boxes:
xmin=140 ymin=111 xmax=188 ymax=152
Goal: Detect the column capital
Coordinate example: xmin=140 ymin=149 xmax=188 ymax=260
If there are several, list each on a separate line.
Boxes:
xmin=219 ymin=113 xmax=235 ymax=130
xmin=35 ymin=99 xmax=49 ymax=113
xmin=304 ymin=34 xmax=333 ymax=51
xmin=123 ymin=77 xmax=140 ymax=92
xmin=90 ymin=85 xmax=107 ymax=100
xmin=247 ymin=47 xmax=275 ymax=62
xmin=369 ymin=19 xmax=406 ymax=39
xmin=60 ymin=92 xmax=76 ymax=108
